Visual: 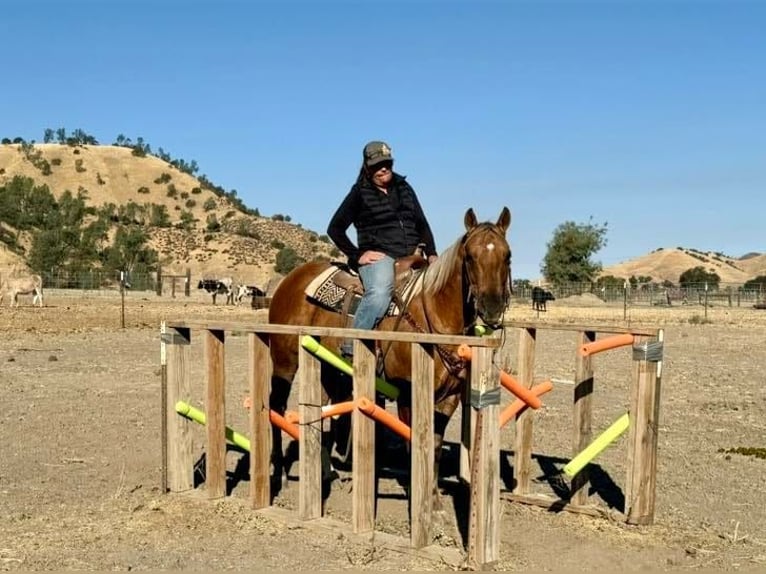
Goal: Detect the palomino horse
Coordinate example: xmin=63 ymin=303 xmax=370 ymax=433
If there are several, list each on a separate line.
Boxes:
xmin=267 ymin=207 xmax=512 ymax=502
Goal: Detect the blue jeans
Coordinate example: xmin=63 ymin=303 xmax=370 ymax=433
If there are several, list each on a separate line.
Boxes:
xmin=341 ymin=255 xmax=395 ymax=356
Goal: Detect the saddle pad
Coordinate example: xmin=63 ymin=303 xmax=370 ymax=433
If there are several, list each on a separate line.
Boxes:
xmin=304 ymin=264 xmax=425 ymax=318
xmin=305 ymin=266 xmax=348 ymax=311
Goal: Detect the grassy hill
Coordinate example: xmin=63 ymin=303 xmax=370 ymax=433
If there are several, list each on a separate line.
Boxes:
xmin=0 ymin=142 xmax=336 ymax=288
xmin=601 ymin=247 xmax=766 ymax=285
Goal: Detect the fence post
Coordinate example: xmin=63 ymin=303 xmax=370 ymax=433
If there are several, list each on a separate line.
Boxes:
xmin=164 ymin=327 xmax=193 ymax=492
xmin=185 ymin=268 xmax=191 ymax=297
xmin=571 ymin=330 xmax=595 ymax=505
xmin=156 ymin=266 xmax=163 ymax=296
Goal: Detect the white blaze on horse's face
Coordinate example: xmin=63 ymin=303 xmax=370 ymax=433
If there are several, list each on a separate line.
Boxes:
xmin=462 ymin=207 xmax=512 ymax=327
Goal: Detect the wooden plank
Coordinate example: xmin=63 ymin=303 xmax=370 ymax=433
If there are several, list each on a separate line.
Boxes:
xmin=513 ymin=327 xmax=536 ymax=495
xmin=467 ymin=345 xmax=500 ymax=568
xmin=164 ymin=321 xmax=503 ymax=347
xmin=410 ymin=342 xmax=435 ymax=549
xmin=625 ymin=332 xmax=662 ymax=525
xmin=502 ymin=321 xmax=657 ymax=337
xmin=571 ymin=330 xmax=595 ymax=506
xmin=165 ymin=327 xmax=193 ymax=492
xmin=502 ymin=492 xmax=626 ymax=521
xmin=352 ymin=339 xmax=376 ymax=534
xmin=249 ymin=332 xmax=272 ymax=509
xmin=298 ymin=344 xmax=322 ymax=520
xmin=459 ymin=384 xmax=475 ymax=484
xmin=204 ymin=329 xmax=226 ymax=500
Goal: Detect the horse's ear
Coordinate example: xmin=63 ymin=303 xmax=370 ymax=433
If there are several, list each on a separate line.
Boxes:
xmin=496 ymin=207 xmax=511 ymax=233
xmin=464 ymin=208 xmax=478 ymax=231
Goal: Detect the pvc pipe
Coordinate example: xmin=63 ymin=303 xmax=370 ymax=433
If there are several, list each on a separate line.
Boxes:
xmin=457 ymin=344 xmax=543 ymax=409
xmin=284 ymin=401 xmax=356 ymax=425
xmin=175 ymin=400 xmax=252 ymax=452
xmin=498 ymin=381 xmax=554 ymax=428
xmin=300 ymin=335 xmax=400 ymax=400
xmin=578 ymin=333 xmax=634 ymax=357
xmin=356 ymin=397 xmax=411 ymax=442
xmin=563 ymin=413 xmax=630 ymax=478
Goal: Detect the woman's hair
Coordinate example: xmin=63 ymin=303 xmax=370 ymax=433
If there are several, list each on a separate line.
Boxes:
xmin=355 ymin=165 xmax=369 ymax=185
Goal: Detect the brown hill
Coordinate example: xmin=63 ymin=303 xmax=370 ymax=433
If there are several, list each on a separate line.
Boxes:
xmin=601 ymin=247 xmax=766 ymax=285
xmin=0 ymin=143 xmax=336 ymax=288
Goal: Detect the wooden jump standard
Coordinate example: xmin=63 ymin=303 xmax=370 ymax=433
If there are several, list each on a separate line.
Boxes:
xmin=496 ymin=321 xmax=664 ymax=525
xmin=160 ymin=320 xmax=503 ymax=568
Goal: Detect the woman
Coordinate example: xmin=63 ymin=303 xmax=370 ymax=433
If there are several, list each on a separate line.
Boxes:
xmin=327 ymin=140 xmax=437 ymax=356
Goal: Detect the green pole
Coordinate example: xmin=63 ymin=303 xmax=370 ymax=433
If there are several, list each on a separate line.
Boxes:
xmin=175 ymin=400 xmax=251 ymax=453
xmin=300 ymin=335 xmax=399 ymax=400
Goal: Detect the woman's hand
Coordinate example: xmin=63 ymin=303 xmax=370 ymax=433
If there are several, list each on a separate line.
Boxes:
xmin=358 ymin=250 xmax=386 ymax=266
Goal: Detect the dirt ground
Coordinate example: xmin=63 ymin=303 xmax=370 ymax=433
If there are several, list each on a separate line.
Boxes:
xmin=1 ymin=290 xmax=765 ymax=571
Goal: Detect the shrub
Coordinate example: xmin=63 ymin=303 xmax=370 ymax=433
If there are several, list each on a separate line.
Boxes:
xmin=137 ymin=186 xmax=150 ymax=194
xmin=75 ymin=159 xmax=86 ymax=172
xmin=203 ymin=198 xmax=217 ymax=211
xmin=185 ymin=199 xmax=196 ymax=209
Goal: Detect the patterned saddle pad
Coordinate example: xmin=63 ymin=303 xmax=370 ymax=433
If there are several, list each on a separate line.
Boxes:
xmin=304 ymin=263 xmax=423 ymax=318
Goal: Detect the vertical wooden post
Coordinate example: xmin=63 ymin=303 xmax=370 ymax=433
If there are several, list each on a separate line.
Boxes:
xmin=467 ymin=345 xmax=500 ymax=568
xmin=249 ymin=332 xmax=272 ymax=509
xmin=625 ymin=330 xmax=663 ymax=524
xmin=299 ymin=344 xmax=322 ymax=520
xmin=165 ymin=327 xmax=193 ymax=492
xmin=459 ymin=382 xmax=475 ymax=484
xmin=513 ymin=327 xmax=536 ymax=494
xmin=185 ymin=268 xmax=191 ymax=297
xmin=156 ymin=266 xmax=162 ymax=296
xmin=410 ymin=342 xmax=435 ymax=548
xmin=204 ymin=329 xmax=226 ymax=499
xmin=352 ymin=338 xmax=376 ymax=534
xmin=571 ymin=330 xmax=595 ymax=505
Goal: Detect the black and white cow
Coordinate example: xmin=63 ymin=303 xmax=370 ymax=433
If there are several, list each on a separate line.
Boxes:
xmin=197 ymin=277 xmax=234 ymax=305
xmin=531 ymin=286 xmax=555 ymax=312
xmin=233 ymin=284 xmax=266 ymax=306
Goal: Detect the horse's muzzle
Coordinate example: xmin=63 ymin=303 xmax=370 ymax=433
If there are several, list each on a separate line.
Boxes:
xmin=477 ymin=295 xmax=508 ymax=329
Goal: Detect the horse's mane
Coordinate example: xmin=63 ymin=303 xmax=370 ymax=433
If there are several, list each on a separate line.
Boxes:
xmin=423 ymin=235 xmax=464 ymax=295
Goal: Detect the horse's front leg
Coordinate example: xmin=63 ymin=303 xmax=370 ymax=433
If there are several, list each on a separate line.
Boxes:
xmin=433 ymin=394 xmax=461 ymax=512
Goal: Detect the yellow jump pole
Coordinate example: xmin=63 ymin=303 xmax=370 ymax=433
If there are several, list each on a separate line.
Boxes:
xmin=175 ymin=400 xmax=251 ymax=452
xmin=563 ymin=413 xmax=630 ymax=477
xmin=300 ymin=335 xmax=400 ymax=400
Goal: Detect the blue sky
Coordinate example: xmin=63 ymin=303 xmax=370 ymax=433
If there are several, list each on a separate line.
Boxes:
xmin=2 ymin=0 xmax=763 ymax=279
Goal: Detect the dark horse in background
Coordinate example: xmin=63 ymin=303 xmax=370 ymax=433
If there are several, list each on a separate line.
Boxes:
xmin=267 ymin=207 xmax=512 ymax=507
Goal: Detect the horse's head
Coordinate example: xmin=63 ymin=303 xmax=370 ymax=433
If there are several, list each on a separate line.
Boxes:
xmin=461 ymin=207 xmax=512 ymax=328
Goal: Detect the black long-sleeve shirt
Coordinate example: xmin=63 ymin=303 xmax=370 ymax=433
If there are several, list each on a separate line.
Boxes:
xmin=327 ymin=173 xmax=437 ymax=270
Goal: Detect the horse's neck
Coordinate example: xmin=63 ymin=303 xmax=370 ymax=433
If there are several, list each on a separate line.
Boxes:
xmin=419 ymin=258 xmax=467 ymax=335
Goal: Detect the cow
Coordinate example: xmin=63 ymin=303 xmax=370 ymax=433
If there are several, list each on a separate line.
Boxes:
xmin=531 ymin=286 xmax=555 ymax=312
xmin=233 ymin=284 xmax=266 ymax=306
xmin=197 ymin=277 xmax=234 ymax=305
xmin=0 ymin=274 xmax=44 ymax=307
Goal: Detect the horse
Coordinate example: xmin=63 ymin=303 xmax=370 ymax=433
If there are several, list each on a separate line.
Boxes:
xmin=0 ymin=274 xmax=44 ymax=307
xmin=267 ymin=206 xmax=512 ymax=506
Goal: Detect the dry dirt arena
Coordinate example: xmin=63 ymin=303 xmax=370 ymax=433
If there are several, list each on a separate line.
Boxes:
xmin=1 ymin=290 xmax=765 ymax=572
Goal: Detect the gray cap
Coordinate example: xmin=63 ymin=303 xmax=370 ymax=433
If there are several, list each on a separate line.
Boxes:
xmin=363 ymin=141 xmax=394 ymax=167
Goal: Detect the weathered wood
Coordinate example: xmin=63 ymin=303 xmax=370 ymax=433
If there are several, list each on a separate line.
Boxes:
xmin=249 ymin=332 xmax=272 ymax=509
xmin=352 ymin=339 xmax=376 ymax=534
xmin=513 ymin=327 xmax=536 ymax=495
xmin=502 ymin=492 xmax=626 ymax=521
xmin=625 ymin=331 xmax=663 ymax=524
xmin=467 ymin=345 xmax=500 ymax=568
xmin=165 ymin=321 xmax=502 ymax=347
xmin=204 ymin=329 xmax=226 ymax=500
xmin=410 ymin=343 xmax=435 ymax=549
xmin=571 ymin=330 xmax=595 ymax=505
xmin=298 ymin=345 xmax=322 ymax=520
xmin=166 ymin=327 xmax=193 ymax=492
xmin=503 ymin=320 xmax=657 ymax=337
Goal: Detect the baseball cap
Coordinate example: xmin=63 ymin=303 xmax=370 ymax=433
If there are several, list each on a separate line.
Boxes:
xmin=363 ymin=141 xmax=394 ymax=168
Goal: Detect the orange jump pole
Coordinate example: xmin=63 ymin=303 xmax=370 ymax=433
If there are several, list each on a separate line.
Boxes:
xmin=356 ymin=397 xmax=412 ymax=442
xmin=499 ymin=381 xmax=554 ymax=428
xmin=578 ymin=333 xmax=634 ymax=357
xmin=269 ymin=410 xmax=301 ymax=441
xmin=457 ymin=344 xmax=544 ymax=409
xmin=284 ymin=401 xmax=357 ymax=425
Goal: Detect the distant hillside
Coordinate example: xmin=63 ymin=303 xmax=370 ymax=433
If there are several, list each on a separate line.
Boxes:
xmin=601 ymin=247 xmax=766 ymax=284
xmin=0 ymin=142 xmax=337 ymax=288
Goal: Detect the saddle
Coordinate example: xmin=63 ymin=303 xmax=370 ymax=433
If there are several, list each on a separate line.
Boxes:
xmin=305 ymin=250 xmax=428 ymax=323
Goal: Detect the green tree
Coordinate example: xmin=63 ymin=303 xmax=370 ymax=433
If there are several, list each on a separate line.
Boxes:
xmin=274 ymin=247 xmax=304 ymax=275
xmin=679 ymin=266 xmax=720 ymax=289
xmin=744 ymin=275 xmax=766 ymax=291
xmin=541 ymin=218 xmax=608 ymax=285
xmin=102 ymin=227 xmax=158 ymax=274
